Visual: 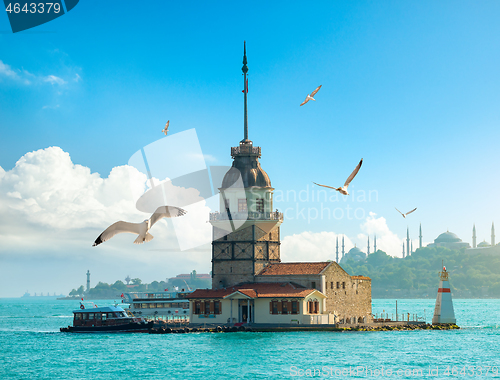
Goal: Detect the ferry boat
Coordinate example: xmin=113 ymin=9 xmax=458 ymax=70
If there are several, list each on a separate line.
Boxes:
xmin=60 ymin=304 xmax=153 ymax=333
xmin=123 ymin=290 xmax=192 ymax=322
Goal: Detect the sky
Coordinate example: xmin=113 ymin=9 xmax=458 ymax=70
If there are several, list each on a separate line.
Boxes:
xmin=1 ymin=1 xmax=499 ymax=297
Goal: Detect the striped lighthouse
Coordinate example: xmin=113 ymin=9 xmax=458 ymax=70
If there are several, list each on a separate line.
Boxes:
xmin=432 ymin=265 xmax=456 ymax=325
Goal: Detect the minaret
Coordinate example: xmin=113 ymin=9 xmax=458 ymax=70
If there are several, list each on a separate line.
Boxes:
xmin=86 ymin=270 xmax=90 ymax=293
xmin=210 ymin=42 xmax=283 ymax=289
xmin=367 ymin=236 xmax=370 ymax=255
xmin=336 ymin=236 xmax=339 ymax=263
xmin=472 ymin=224 xmax=477 ymax=248
xmin=406 ymin=227 xmax=410 ymax=257
xmin=374 ymin=235 xmax=377 ymax=253
xmin=402 ymin=242 xmax=405 ymax=258
xmin=492 ymin=222 xmax=496 ymax=246
xmin=419 ymin=223 xmax=422 ymax=249
xmin=411 ymin=241 xmax=413 ymax=254
xmin=342 ymin=235 xmax=345 ymax=258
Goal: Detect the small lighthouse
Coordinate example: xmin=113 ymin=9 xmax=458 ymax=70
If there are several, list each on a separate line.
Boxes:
xmin=432 ymin=265 xmax=456 ymax=325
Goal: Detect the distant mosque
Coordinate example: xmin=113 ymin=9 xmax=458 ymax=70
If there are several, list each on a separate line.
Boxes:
xmin=425 ymin=222 xmax=499 ymax=254
xmin=336 ymin=222 xmax=499 ymax=262
xmin=338 ymin=235 xmax=377 ymax=263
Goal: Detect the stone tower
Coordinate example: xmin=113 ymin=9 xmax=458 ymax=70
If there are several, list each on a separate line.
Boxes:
xmin=209 ymin=42 xmax=283 ymax=289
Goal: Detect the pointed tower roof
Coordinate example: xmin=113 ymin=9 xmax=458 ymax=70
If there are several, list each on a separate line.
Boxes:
xmin=221 ymin=42 xmax=272 ymax=189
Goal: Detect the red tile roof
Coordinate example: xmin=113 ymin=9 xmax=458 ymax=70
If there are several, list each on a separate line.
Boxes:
xmin=257 ymin=262 xmax=331 ymax=276
xmin=187 ymin=282 xmax=323 ymax=299
xmin=351 ymin=275 xmax=371 ymax=281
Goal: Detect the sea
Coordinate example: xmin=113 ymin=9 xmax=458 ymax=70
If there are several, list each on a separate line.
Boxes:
xmin=0 ymin=298 xmax=499 ymax=379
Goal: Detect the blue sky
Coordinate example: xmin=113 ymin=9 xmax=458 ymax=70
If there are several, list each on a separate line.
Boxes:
xmin=1 ymin=1 xmax=499 ymax=297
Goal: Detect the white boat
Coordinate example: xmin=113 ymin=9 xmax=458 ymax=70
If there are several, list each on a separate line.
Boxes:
xmin=123 ymin=290 xmax=193 ymax=322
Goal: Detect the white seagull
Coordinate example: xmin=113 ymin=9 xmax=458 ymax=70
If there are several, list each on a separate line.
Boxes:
xmin=162 ymin=120 xmax=169 ymax=135
xmin=313 ymin=158 xmax=363 ymax=196
xmin=395 ymin=207 xmax=417 ymax=219
xmin=92 ymin=206 xmax=187 ymax=246
xmin=300 ymin=85 xmax=322 ymax=106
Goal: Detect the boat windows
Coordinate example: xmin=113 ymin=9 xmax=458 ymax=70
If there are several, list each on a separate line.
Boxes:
xmin=82 ymin=313 xmax=88 ymax=320
xmin=75 ymin=313 xmax=82 ymax=320
xmin=101 ymin=313 xmax=107 ymax=321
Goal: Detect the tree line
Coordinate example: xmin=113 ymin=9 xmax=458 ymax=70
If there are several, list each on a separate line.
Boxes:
xmin=341 ymin=246 xmax=500 ymax=298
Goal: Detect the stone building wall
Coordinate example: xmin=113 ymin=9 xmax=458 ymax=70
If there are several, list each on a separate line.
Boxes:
xmin=212 ymin=225 xmax=281 ymax=288
xmin=322 ymin=264 xmax=372 ymax=322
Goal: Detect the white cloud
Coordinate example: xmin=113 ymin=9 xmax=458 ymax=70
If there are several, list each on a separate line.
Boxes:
xmin=0 ymin=147 xmax=216 ymax=265
xmin=281 ymin=231 xmax=354 ymax=262
xmin=359 ymin=212 xmax=403 ymax=257
xmin=0 ymin=60 xmax=19 ymax=79
xmin=281 ymin=212 xmax=410 ymax=262
xmin=44 ymin=75 xmax=66 ymax=85
xmin=0 ymin=59 xmax=74 ymax=86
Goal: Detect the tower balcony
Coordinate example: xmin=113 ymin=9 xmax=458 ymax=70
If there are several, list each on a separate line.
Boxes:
xmin=209 ymin=210 xmax=283 ymax=222
xmin=231 ymin=145 xmax=261 ymax=158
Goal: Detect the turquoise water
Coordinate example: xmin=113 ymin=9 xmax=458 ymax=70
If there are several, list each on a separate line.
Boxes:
xmin=1 ymin=298 xmax=499 ymax=379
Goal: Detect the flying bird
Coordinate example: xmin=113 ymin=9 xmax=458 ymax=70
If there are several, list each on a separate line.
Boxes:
xmin=313 ymin=158 xmax=363 ymax=196
xmin=300 ymin=85 xmax=322 ymax=106
xmin=92 ymin=206 xmax=187 ymax=246
xmin=162 ymin=120 xmax=169 ymax=135
xmin=395 ymin=207 xmax=417 ymax=219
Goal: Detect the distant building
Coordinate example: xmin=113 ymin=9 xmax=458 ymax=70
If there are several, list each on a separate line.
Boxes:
xmin=427 ymin=231 xmax=470 ymax=250
xmin=340 ymin=246 xmax=366 ymax=263
xmin=467 ymin=223 xmax=500 ymax=255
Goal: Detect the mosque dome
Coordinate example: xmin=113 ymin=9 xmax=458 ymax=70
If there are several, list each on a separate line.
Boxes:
xmin=221 ymin=143 xmax=272 ymax=189
xmin=477 ymin=240 xmax=491 ymax=248
xmin=434 ymin=231 xmax=462 ymax=244
xmin=342 ymin=246 xmax=366 ymax=262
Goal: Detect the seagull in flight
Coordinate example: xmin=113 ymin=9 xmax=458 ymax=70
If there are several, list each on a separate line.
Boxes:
xmin=300 ymin=85 xmax=322 ymax=106
xmin=162 ymin=120 xmax=169 ymax=135
xmin=313 ymin=158 xmax=363 ymax=196
xmin=395 ymin=207 xmax=417 ymax=218
xmin=92 ymin=206 xmax=187 ymax=246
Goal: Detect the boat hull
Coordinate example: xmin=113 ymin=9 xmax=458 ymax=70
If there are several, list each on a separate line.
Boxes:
xmin=60 ymin=321 xmax=153 ymax=333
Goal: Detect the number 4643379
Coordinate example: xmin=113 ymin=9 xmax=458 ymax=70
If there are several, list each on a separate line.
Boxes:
xmin=5 ymin=3 xmax=61 ymax=13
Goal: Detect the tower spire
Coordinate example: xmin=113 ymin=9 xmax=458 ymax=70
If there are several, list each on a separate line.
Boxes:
xmin=241 ymin=41 xmax=250 ymax=143
xmin=492 ymin=222 xmax=495 ymax=246
xmin=374 ymin=234 xmax=377 ymax=252
xmin=402 ymin=242 xmax=405 ymax=258
xmin=367 ymin=236 xmax=370 ymax=255
xmin=342 ymin=235 xmax=345 ymax=258
xmin=336 ymin=236 xmax=339 ymax=263
xmin=419 ymin=223 xmax=422 ymax=249
xmin=406 ymin=227 xmax=410 ymax=257
xmin=473 ymin=223 xmax=477 ymax=248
